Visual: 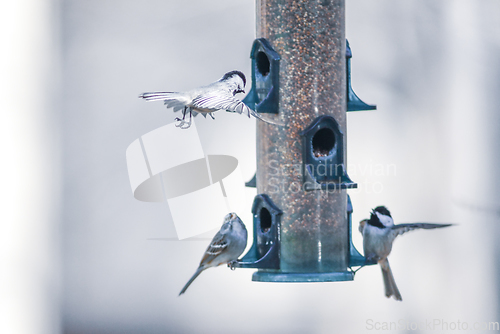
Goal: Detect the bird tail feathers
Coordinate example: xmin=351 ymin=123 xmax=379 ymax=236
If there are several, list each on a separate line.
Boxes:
xmin=380 ymin=258 xmax=402 ymax=301
xmin=139 ymin=91 xmax=179 ymax=101
xmin=139 ymin=92 xmax=191 ymax=111
xmin=179 ymin=267 xmax=205 ymax=296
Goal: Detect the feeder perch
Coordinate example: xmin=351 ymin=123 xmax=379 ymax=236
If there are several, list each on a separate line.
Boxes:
xmin=245 ymin=173 xmax=257 ymax=188
xmin=346 ymin=40 xmax=376 ymax=112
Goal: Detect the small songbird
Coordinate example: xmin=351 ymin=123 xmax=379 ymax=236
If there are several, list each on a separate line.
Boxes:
xmin=139 ymin=70 xmax=277 ymax=129
xmin=359 ymin=206 xmax=452 ymax=301
xmin=179 ymin=212 xmax=248 ymax=295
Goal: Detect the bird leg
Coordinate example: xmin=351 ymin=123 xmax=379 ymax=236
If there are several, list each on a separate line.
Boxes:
xmin=175 ymin=107 xmax=193 ymax=129
xmin=228 ymin=260 xmax=237 ymax=270
xmin=174 ymin=106 xmax=187 ymax=126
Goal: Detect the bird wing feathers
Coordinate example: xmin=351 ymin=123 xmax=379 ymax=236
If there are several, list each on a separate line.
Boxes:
xmin=139 ymin=92 xmax=191 ymax=111
xmin=139 ymin=90 xmax=283 ymax=126
xmin=389 ymin=223 xmax=453 ymax=242
xmin=139 ymin=92 xmax=188 ymax=103
xmin=191 ymin=93 xmax=251 ymax=115
xmin=200 ymin=230 xmax=230 ymax=266
xmin=192 ymin=93 xmax=284 ymax=126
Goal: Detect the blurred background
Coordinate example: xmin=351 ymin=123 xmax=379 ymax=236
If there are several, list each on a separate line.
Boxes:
xmin=2 ymin=0 xmax=500 ymax=333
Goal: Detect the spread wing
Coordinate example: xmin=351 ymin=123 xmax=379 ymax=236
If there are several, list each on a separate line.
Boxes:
xmin=199 ymin=229 xmax=230 ymax=266
xmin=389 ymin=223 xmax=453 ymax=242
xmin=139 ymin=92 xmax=190 ymax=110
xmin=191 ymin=93 xmax=251 ymax=115
xmin=191 ymin=92 xmax=284 ymax=126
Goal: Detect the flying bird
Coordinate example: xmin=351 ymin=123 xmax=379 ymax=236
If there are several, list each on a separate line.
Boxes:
xmin=139 ymin=70 xmax=279 ymax=129
xmin=359 ymin=206 xmax=452 ymax=301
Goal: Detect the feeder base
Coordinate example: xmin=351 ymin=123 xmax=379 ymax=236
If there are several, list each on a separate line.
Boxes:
xmin=252 ymin=270 xmax=353 ymax=283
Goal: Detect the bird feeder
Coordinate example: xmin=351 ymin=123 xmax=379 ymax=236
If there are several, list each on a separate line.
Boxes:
xmin=233 ymin=0 xmax=378 ymax=282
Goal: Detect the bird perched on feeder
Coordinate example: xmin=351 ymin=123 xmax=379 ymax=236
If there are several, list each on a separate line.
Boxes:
xmin=359 ymin=206 xmax=452 ymax=301
xmin=179 ymin=212 xmax=248 ymax=296
xmin=139 ymin=70 xmax=279 ymax=129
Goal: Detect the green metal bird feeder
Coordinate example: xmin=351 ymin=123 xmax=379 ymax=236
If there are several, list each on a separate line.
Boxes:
xmin=235 ymin=0 xmax=376 ymax=282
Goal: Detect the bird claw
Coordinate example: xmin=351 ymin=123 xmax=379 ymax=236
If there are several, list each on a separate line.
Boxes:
xmin=228 ymin=261 xmax=238 ymax=270
xmin=175 ymin=117 xmax=192 ymax=129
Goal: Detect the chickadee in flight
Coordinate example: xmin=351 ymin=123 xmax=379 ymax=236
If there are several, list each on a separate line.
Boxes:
xmin=359 ymin=206 xmax=452 ymax=301
xmin=139 ymin=70 xmax=278 ymax=129
xmin=179 ymin=212 xmax=247 ymax=295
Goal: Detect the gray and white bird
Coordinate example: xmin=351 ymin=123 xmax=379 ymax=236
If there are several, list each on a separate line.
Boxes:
xmin=359 ymin=206 xmax=452 ymax=301
xmin=139 ymin=70 xmax=277 ymax=129
xmin=179 ymin=212 xmax=248 ymax=296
